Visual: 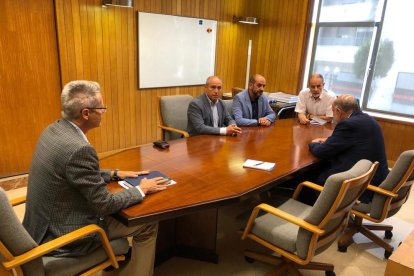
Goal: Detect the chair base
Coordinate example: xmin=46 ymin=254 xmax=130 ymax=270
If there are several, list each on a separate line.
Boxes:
xmin=244 ymin=250 xmax=335 ymax=276
xmin=338 ymin=216 xmax=394 ymax=258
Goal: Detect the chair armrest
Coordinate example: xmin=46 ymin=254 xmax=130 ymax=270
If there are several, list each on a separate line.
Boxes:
xmin=158 ymin=125 xmax=189 ymax=138
xmin=366 ymin=184 xmax=398 ymax=198
xmin=10 ymin=196 xmax=26 ymax=207
xmin=3 ymin=224 xmax=119 ymax=270
xmin=292 ymin=181 xmax=324 ymax=200
xmin=242 ymin=203 xmax=324 ymax=240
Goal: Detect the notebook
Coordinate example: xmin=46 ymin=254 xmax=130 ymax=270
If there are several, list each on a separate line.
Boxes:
xmin=124 ymin=171 xmax=176 ymax=187
xmin=243 ymin=159 xmax=276 ymax=171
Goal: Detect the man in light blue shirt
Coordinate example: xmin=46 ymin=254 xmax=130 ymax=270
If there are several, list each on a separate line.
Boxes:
xmin=232 ymin=74 xmax=276 ymax=126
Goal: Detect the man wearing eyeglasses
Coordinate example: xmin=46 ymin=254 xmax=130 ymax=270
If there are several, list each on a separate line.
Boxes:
xmin=295 ymin=73 xmax=336 ymax=124
xmin=23 ymin=80 xmax=168 ymax=275
xmin=187 ymin=76 xmax=242 ymax=136
xmin=308 ymin=94 xmax=389 ymax=203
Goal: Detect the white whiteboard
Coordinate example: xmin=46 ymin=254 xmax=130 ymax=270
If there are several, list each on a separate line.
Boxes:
xmin=138 ymin=12 xmax=217 ymax=89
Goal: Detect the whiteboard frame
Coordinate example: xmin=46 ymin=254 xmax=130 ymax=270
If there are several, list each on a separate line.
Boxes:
xmin=138 ymin=12 xmax=218 ymax=89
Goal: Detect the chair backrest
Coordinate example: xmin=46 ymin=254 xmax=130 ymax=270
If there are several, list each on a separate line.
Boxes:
xmin=159 ymin=95 xmax=193 ymax=140
xmin=222 ymin=99 xmax=233 ymax=117
xmin=277 ymin=105 xmax=296 ymax=119
xmin=296 ymin=160 xmax=377 ymax=260
xmin=231 ymin=87 xmax=243 ymax=98
xmin=0 ymin=188 xmax=44 ymax=275
xmin=369 ymin=150 xmax=414 ymax=219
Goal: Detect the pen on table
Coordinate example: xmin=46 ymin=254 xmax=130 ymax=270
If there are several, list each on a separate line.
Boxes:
xmin=254 ymin=162 xmax=264 ymax=166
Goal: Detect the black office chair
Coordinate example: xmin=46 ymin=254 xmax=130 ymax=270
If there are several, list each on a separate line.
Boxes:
xmin=277 ymin=105 xmax=296 ymax=119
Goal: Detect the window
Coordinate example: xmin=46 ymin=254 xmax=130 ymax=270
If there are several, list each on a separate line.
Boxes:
xmin=307 ymin=0 xmax=414 ymax=119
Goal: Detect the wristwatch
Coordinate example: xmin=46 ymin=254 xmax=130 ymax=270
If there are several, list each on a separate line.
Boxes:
xmin=112 ymin=169 xmax=121 ymax=181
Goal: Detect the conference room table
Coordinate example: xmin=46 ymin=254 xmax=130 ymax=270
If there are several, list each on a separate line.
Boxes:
xmin=102 ymin=118 xmax=334 ymax=262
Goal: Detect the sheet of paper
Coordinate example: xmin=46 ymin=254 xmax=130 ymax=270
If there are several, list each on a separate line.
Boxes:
xmin=243 ymin=159 xmax=276 ymax=171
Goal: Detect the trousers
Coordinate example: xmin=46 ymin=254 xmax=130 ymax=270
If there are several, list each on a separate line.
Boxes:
xmin=103 ymin=216 xmax=158 ymax=276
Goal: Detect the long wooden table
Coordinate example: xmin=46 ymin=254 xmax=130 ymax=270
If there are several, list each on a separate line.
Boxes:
xmin=102 ymin=119 xmax=333 ymax=263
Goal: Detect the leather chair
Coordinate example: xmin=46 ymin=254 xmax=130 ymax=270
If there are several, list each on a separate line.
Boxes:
xmin=277 ymin=105 xmax=296 ymax=119
xmin=222 ymin=99 xmax=233 ymax=117
xmin=231 ymin=87 xmax=243 ymax=98
xmin=0 ymin=188 xmax=128 ymax=276
xmin=338 ymin=150 xmax=414 ymax=258
xmin=242 ymin=160 xmax=378 ymax=276
xmin=158 ymin=95 xmax=192 ymax=141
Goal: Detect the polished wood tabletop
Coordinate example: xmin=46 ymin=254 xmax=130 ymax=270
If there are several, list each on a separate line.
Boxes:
xmin=102 ymin=119 xmax=333 ymax=226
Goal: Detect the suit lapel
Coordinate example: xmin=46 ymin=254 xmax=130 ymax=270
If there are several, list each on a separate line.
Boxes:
xmin=244 ymin=91 xmax=252 ymax=117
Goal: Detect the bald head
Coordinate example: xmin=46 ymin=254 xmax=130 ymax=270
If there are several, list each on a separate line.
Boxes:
xmin=248 ymin=74 xmax=266 ymax=100
xmin=205 ymin=76 xmax=223 ymax=102
xmin=333 ymin=94 xmax=359 ymax=113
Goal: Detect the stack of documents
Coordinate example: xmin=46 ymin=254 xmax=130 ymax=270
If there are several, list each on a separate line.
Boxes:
xmin=243 ymin=159 xmax=276 ymax=171
xmin=268 ymin=92 xmax=298 ymax=103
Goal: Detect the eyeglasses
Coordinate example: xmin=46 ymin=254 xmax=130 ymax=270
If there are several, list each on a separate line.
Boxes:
xmin=81 ymin=107 xmax=108 ymax=114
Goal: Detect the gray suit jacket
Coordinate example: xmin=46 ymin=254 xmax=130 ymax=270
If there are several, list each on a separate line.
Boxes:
xmin=232 ymin=89 xmax=276 ymax=126
xmin=23 ymin=119 xmax=143 ymax=256
xmin=187 ymin=93 xmax=235 ymax=136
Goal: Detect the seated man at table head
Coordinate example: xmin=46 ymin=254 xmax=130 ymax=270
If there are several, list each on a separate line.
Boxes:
xmin=232 ymin=74 xmax=276 ymax=126
xmin=308 ymin=94 xmax=389 ymax=203
xmin=23 ymin=80 xmax=168 ymax=275
xmin=295 ymin=73 xmax=336 ymax=124
xmin=187 ymin=75 xmax=242 ymax=136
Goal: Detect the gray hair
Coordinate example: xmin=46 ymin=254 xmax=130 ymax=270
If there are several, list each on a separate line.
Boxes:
xmin=61 ymin=80 xmax=101 ymax=120
xmin=308 ymin=73 xmax=325 ymax=85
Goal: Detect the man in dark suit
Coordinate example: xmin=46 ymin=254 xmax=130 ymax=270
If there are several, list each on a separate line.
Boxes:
xmin=309 ymin=94 xmax=389 ymax=203
xmin=232 ymin=74 xmax=275 ymax=126
xmin=23 ymin=80 xmax=168 ymax=275
xmin=187 ymin=76 xmax=242 ymax=136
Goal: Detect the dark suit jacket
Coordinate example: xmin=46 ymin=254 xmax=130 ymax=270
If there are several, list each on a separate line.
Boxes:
xmin=187 ymin=93 xmax=236 ymax=136
xmin=23 ymin=119 xmax=143 ymax=256
xmin=232 ymin=89 xmax=276 ymax=126
xmin=309 ymin=110 xmax=389 ymax=202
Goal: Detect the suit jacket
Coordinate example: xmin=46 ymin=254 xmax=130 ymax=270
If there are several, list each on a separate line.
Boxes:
xmin=232 ymin=89 xmax=276 ymax=126
xmin=309 ymin=110 xmax=389 ymax=203
xmin=23 ymin=119 xmax=143 ymax=256
xmin=187 ymin=93 xmax=236 ymax=136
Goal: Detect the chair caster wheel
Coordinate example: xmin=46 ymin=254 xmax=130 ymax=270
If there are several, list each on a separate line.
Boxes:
xmin=338 ymin=245 xmax=347 ymax=253
xmin=325 ymin=271 xmax=336 ymax=276
xmin=244 ymin=256 xmax=255 ymax=263
xmin=385 ymin=230 xmax=393 ymax=239
xmin=384 ymin=249 xmax=393 ymax=259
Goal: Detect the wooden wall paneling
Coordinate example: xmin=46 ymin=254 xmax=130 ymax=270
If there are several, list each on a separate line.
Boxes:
xmin=377 ymin=119 xmax=414 ymax=162
xmin=54 ymin=0 xmax=311 ymax=157
xmin=0 ymin=0 xmax=61 ymax=177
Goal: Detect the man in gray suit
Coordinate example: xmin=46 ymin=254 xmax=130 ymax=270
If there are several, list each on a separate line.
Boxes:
xmin=187 ymin=76 xmax=242 ymax=136
xmin=23 ymin=80 xmax=168 ymax=275
xmin=232 ymin=74 xmax=275 ymax=126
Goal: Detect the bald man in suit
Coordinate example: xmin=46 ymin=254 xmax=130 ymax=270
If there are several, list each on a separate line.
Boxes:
xmin=187 ymin=76 xmax=242 ymax=136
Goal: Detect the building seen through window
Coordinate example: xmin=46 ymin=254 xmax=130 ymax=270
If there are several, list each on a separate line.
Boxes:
xmin=308 ymin=0 xmax=414 ymax=118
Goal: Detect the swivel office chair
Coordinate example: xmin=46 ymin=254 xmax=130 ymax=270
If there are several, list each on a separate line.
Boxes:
xmin=242 ymin=160 xmax=378 ymax=276
xmin=158 ymin=95 xmax=192 ymax=140
xmin=338 ymin=150 xmax=414 ymax=258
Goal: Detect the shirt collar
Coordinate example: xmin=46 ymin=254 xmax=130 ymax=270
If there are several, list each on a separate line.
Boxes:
xmin=205 ymin=93 xmax=217 ymax=106
xmin=68 ymin=120 xmax=89 ymax=143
